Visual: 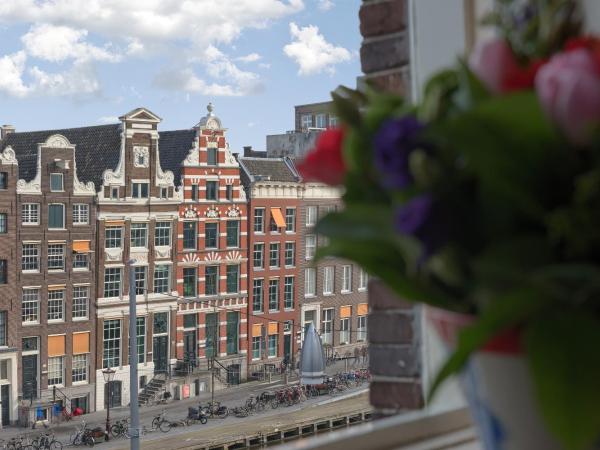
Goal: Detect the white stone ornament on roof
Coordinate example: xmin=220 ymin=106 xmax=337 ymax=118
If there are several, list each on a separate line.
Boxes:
xmin=197 ymin=102 xmax=222 ymax=130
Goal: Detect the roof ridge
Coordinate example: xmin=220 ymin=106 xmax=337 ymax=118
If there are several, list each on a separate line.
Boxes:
xmin=8 ymin=123 xmax=121 ymax=136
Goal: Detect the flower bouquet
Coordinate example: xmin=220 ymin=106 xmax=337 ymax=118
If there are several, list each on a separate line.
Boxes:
xmin=298 ymin=1 xmax=600 ymax=449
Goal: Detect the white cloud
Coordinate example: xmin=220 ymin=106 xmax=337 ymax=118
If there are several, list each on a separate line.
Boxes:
xmin=283 ymin=22 xmax=350 ymax=75
xmin=259 ymin=62 xmax=272 ymax=69
xmin=317 ymin=0 xmax=334 ymax=11
xmin=97 ymin=116 xmax=119 ymax=124
xmin=236 ymin=53 xmax=262 ymax=63
xmin=0 ymin=51 xmax=30 ymax=98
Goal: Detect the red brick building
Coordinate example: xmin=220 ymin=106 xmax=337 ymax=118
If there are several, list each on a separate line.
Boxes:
xmin=174 ymin=104 xmax=249 ymax=384
xmin=239 ymin=157 xmax=302 ymax=373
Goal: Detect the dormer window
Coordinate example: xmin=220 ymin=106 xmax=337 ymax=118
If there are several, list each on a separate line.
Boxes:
xmin=110 ymin=187 xmax=119 ymax=199
xmin=50 ymin=173 xmax=64 ymax=192
xmin=160 ymin=187 xmax=168 ymax=199
xmin=207 ymin=147 xmax=217 ymax=166
xmin=132 ymin=182 xmax=149 ymax=199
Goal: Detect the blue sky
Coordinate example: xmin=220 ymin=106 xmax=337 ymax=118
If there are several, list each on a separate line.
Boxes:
xmin=0 ymin=0 xmax=361 ymax=152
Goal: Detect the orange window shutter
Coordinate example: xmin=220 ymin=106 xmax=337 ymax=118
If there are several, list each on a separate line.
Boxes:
xmin=268 ymin=322 xmax=278 ymax=335
xmin=357 ymin=303 xmax=368 ymax=316
xmin=270 ymin=208 xmax=286 ymax=228
xmin=252 ymin=324 xmax=262 ymax=337
xmin=48 ymin=335 xmax=66 ymax=357
xmin=73 ymin=240 xmax=90 ymax=253
xmin=340 ymin=306 xmax=351 ymax=318
xmin=73 ymin=332 xmax=90 ymax=354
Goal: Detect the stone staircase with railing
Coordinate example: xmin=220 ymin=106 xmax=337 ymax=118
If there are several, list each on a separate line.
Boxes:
xmin=137 ymin=373 xmax=167 ymax=406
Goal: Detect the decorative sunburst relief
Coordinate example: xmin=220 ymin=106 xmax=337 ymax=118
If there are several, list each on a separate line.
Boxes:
xmin=226 ymin=250 xmax=242 ymax=261
xmin=226 ymin=205 xmax=241 ymax=217
xmin=204 ymin=252 xmax=221 ymax=262
xmin=181 ymin=206 xmax=199 ymax=218
xmin=205 ymin=206 xmax=220 ymax=218
xmin=181 ymin=253 xmax=200 ymax=264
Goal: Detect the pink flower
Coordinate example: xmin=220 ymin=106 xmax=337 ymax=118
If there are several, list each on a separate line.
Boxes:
xmin=535 ymin=48 xmax=600 ymax=144
xmin=297 ymin=128 xmax=347 ymax=186
xmin=469 ymin=39 xmax=542 ymax=94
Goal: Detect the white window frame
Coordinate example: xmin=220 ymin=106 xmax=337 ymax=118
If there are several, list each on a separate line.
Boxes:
xmin=72 ymin=354 xmax=88 ymax=384
xmin=153 ymin=264 xmax=171 ymax=294
xmin=50 ymin=173 xmax=64 ymax=192
xmin=306 ymin=206 xmax=317 ymax=226
xmin=47 ymin=244 xmax=65 ymax=271
xmin=340 ymin=318 xmax=350 ymax=345
xmin=48 ymin=356 xmax=64 ymax=386
xmin=254 ymin=208 xmax=265 ymax=233
xmin=269 ymin=242 xmax=280 ymax=268
xmin=22 ymin=243 xmax=40 ymax=272
xmin=47 ymin=289 xmax=65 ymax=322
xmin=342 ymin=265 xmax=352 ymax=293
xmin=105 ymin=227 xmax=123 ymax=249
xmin=72 ymin=204 xmax=89 ymax=225
xmin=252 ymin=336 xmax=261 ymax=360
xmin=154 ymin=221 xmax=171 ymax=247
xmin=72 ymin=286 xmax=89 ymax=320
xmin=48 ymin=203 xmax=65 ymax=229
xmin=323 ymin=266 xmax=334 ymax=295
xmin=359 ymin=269 xmax=368 ymax=291
xmin=301 ymin=114 xmax=312 ymax=129
xmin=130 ymin=223 xmax=148 ymax=248
xmin=315 ymin=113 xmax=327 ymax=129
xmin=253 ymin=243 xmax=264 ymax=269
xmin=22 ymin=203 xmax=39 ymax=225
xmin=22 ymin=289 xmax=39 ymax=324
xmin=357 ymin=315 xmax=367 ymax=342
xmin=304 ymin=268 xmax=316 ymax=298
xmin=104 ymin=267 xmax=122 ymax=298
xmin=322 ymin=308 xmax=333 ymax=345
xmin=132 ymin=182 xmax=149 ymax=199
xmin=305 ymin=235 xmax=316 ymax=260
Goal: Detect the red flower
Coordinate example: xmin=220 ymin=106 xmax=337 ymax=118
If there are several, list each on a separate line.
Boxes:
xmin=297 ymin=128 xmax=347 ymax=186
xmin=565 ymin=35 xmax=600 ymax=71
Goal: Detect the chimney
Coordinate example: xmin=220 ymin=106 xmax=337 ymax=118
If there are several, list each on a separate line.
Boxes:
xmin=243 ymin=145 xmax=253 ymax=157
xmin=0 ymin=125 xmax=15 ymax=140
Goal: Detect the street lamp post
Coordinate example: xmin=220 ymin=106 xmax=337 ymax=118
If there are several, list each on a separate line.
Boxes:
xmin=102 ymin=367 xmax=116 ymax=441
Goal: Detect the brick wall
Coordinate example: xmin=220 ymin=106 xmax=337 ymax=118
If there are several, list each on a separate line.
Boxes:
xmin=359 ymin=0 xmax=410 ymax=95
xmin=360 ymin=0 xmax=425 ymax=414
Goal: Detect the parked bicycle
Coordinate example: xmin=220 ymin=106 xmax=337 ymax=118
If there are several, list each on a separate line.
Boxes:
xmin=229 ymin=405 xmax=250 ymax=418
xmin=110 ymin=418 xmax=130 ymax=438
xmin=203 ymin=401 xmax=229 ymax=419
xmin=31 ymin=432 xmax=62 ymax=450
xmin=185 ymin=406 xmax=208 ymax=425
xmin=150 ymin=410 xmax=172 ymax=433
xmin=245 ymin=395 xmax=266 ymax=414
xmin=69 ymin=421 xmax=96 ymax=447
xmin=4 ymin=435 xmax=34 ymax=450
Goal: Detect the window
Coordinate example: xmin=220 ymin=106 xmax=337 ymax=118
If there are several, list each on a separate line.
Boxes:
xmin=0 ymin=214 xmax=6 ymax=233
xmin=285 ymin=208 xmax=295 ymax=232
xmin=269 ymin=243 xmax=279 ymax=268
xmin=359 ymin=269 xmax=368 ymax=291
xmin=0 ymin=172 xmax=6 ymax=189
xmin=284 ymin=242 xmax=295 ymax=266
xmin=48 ymin=204 xmax=65 ymax=229
xmin=253 ymin=243 xmax=264 ymax=269
xmin=254 ymin=208 xmax=264 ymax=233
xmin=357 ymin=316 xmax=367 ymax=342
xmin=226 ymin=184 xmax=233 ymax=201
xmin=50 ymin=173 xmax=63 ymax=191
xmin=22 ymin=243 xmax=40 ymax=271
xmin=48 ymin=356 xmax=64 ymax=386
xmin=0 ymin=260 xmax=6 ymax=284
xmin=205 ymin=265 xmax=218 ymax=295
xmin=183 ymin=222 xmax=197 ymax=250
xmin=252 ymin=336 xmax=261 ymax=359
xmin=284 ymin=276 xmax=294 ymax=309
xmin=155 ymin=222 xmax=171 ymax=247
xmin=104 ymin=267 xmax=122 ymax=298
xmin=153 ymin=265 xmax=170 ymax=294
xmin=329 ymin=115 xmax=339 ymax=127
xmin=268 ymin=279 xmax=279 ymax=311
xmin=226 ymin=265 xmax=239 ymax=294
xmin=0 ymin=311 xmax=6 ymax=346
xmin=306 ymin=206 xmax=317 ymax=226
xmin=323 ymin=266 xmax=334 ymax=295
xmin=315 ymin=113 xmax=327 ymax=128
xmin=103 ymin=319 xmax=121 ymax=368
xmin=226 ymin=311 xmax=239 ymax=355
xmin=22 ymin=203 xmax=39 ymax=225
xmin=268 ymin=334 xmax=277 ymax=357
xmin=206 ymin=181 xmax=218 ymax=200
xmin=72 ymin=204 xmax=89 ymax=225
xmin=184 ymin=314 xmax=196 ymax=329
xmin=0 ymin=360 xmax=7 ymax=380
xmin=205 ymin=313 xmax=217 ymax=358
xmin=205 ymin=222 xmax=218 ymax=248
xmin=48 ymin=244 xmax=65 ymax=270
xmin=130 ymin=223 xmax=148 ymax=248
xmin=301 ymin=114 xmax=312 ymax=129
xmin=160 ymin=187 xmax=168 ymax=199
xmin=305 ymin=235 xmax=316 ymax=260
xmin=105 ymin=227 xmax=122 ymax=248
xmin=154 ymin=313 xmax=168 ymax=334
xmin=252 ymin=279 xmax=263 ymax=312
xmin=132 ymin=182 xmax=149 ymax=198
xmin=134 ymin=266 xmax=147 ymax=295
xmin=269 ymin=214 xmax=278 ymax=232
xmin=304 ymin=268 xmax=315 ymax=297
xmin=183 ymin=267 xmax=197 ymax=297
xmin=73 ymin=253 xmax=88 ymax=270
xmin=72 ymin=354 xmax=88 ymax=383
xmin=110 ymin=187 xmax=119 ymax=199
xmin=48 ymin=289 xmax=65 ymax=321
xmin=226 ymin=220 xmax=239 ymax=247
xmin=22 ymin=289 xmax=39 ymax=323
xmin=72 ymin=286 xmax=89 ymax=319
xmin=342 ymin=265 xmax=352 ymax=293
xmin=191 ymin=184 xmax=199 ymax=201
xmin=322 ymin=309 xmax=333 ymax=345
xmin=340 ymin=318 xmax=350 ymax=344
xmin=207 ymin=147 xmax=217 ymax=166
xmin=137 ymin=317 xmax=145 ymax=364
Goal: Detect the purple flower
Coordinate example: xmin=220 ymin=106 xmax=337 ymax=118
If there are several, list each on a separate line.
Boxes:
xmin=395 ymin=194 xmax=445 ymax=257
xmin=373 ymin=116 xmax=425 ymax=189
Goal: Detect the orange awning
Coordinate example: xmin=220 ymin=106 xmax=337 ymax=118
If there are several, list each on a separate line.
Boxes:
xmin=268 ymin=322 xmax=278 ymax=335
xmin=270 ymin=208 xmax=286 ymax=228
xmin=73 ymin=332 xmax=90 ymax=354
xmin=357 ymin=303 xmax=368 ymax=316
xmin=252 ymin=324 xmax=262 ymax=337
xmin=48 ymin=335 xmax=66 ymax=357
xmin=73 ymin=240 xmax=91 ymax=253
xmin=340 ymin=306 xmax=351 ymax=319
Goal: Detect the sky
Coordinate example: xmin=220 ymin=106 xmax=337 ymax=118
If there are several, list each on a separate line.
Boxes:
xmin=0 ymin=0 xmax=361 ymax=153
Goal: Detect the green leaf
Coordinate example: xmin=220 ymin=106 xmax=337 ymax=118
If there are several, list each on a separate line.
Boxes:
xmin=452 ymin=59 xmax=490 ymax=111
xmin=428 ymin=289 xmax=548 ymax=401
xmin=524 ymin=313 xmax=600 ymax=450
xmin=331 ymin=90 xmax=361 ymax=128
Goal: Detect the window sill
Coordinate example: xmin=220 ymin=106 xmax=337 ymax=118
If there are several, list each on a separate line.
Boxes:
xmin=73 ymin=268 xmax=89 ymax=272
xmin=22 ymin=270 xmax=40 ymax=274
xmin=48 ymin=228 xmax=67 ymax=231
xmin=341 ymin=291 xmax=352 ymax=295
xmin=73 ymin=223 xmax=89 ymax=226
xmin=48 ymin=320 xmax=65 ymax=324
xmin=268 ymin=310 xmax=279 ymax=313
xmin=358 ymin=288 xmax=367 ymax=292
xmin=72 ymin=381 xmax=89 ymax=386
xmin=253 ymin=311 xmax=264 ymax=315
xmin=323 ymin=293 xmax=335 ymax=297
xmin=21 ymin=322 xmax=40 ymax=326
xmin=304 ymin=295 xmax=316 ymax=299
xmin=48 ymin=269 xmax=66 ymax=273
xmin=72 ymin=317 xmax=89 ymax=322
xmin=22 ymin=223 xmax=40 ymax=226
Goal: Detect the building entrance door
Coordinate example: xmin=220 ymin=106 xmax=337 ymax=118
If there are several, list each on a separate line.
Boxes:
xmin=22 ymin=355 xmax=37 ymax=400
xmin=283 ymin=334 xmax=292 ymax=363
xmin=183 ymin=331 xmax=197 ymax=368
xmin=1 ymin=385 xmax=9 ymax=425
xmin=153 ymin=335 xmax=168 ymax=373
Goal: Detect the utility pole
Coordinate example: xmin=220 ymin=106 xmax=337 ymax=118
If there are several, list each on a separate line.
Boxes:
xmin=211 ymin=303 xmax=217 ymax=408
xmin=128 ymin=259 xmax=140 ymax=450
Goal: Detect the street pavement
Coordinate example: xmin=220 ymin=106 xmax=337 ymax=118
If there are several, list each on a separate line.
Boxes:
xmin=1 ymin=358 xmax=368 ymax=447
